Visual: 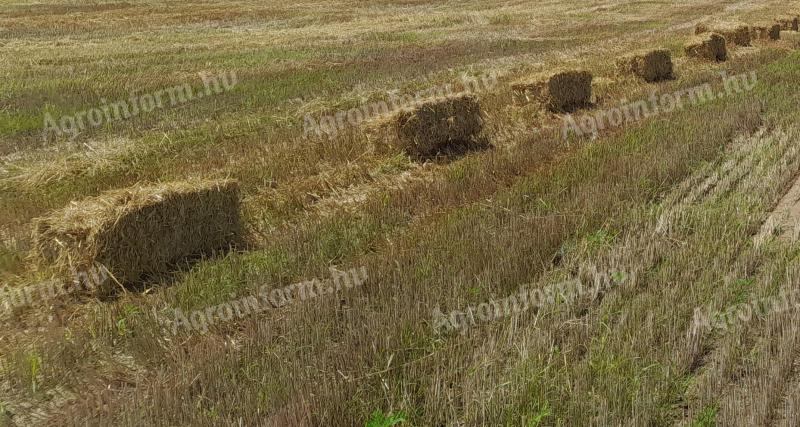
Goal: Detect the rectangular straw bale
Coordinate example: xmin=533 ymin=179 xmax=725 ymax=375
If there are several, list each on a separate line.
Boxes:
xmin=368 ymin=93 xmax=483 ymax=158
xmin=547 ymin=70 xmax=593 ymax=112
xmin=32 ymin=180 xmax=243 ymax=294
xmin=696 ymin=22 xmax=751 ymax=46
xmin=754 ymin=23 xmax=782 ymax=40
xmin=717 ymin=24 xmax=752 ymax=46
xmin=616 ymin=49 xmax=674 ymax=82
xmin=751 ymin=25 xmax=768 ymax=39
xmin=684 ymin=33 xmax=727 ymax=61
xmin=778 ymin=17 xmax=799 ymax=31
xmin=512 ymin=70 xmax=593 ymax=112
xmin=769 ymin=24 xmax=782 ymax=40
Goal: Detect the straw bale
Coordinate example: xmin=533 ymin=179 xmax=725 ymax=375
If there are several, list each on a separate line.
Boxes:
xmin=367 ymin=94 xmax=484 ymax=158
xmin=685 ymin=33 xmax=727 ymax=61
xmin=512 ymin=70 xmax=593 ymax=112
xmin=695 ymin=22 xmax=751 ymax=46
xmin=769 ymin=24 xmax=782 ymax=40
xmin=616 ymin=49 xmax=674 ymax=82
xmin=32 ymin=179 xmax=243 ymax=294
xmin=778 ymin=17 xmax=799 ymax=31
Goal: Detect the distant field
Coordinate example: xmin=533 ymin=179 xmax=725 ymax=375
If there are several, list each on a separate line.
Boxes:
xmin=3 ymin=0 xmax=800 ymax=425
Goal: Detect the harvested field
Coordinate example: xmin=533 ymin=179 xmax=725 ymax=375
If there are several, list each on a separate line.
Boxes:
xmin=4 ymin=0 xmax=800 ymax=425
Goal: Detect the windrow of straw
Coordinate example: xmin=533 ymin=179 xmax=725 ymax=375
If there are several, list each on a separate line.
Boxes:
xmin=366 ymin=93 xmax=484 ymax=159
xmin=32 ymin=180 xmax=243 ymax=295
xmin=616 ymin=49 xmax=674 ymax=82
xmin=684 ymin=33 xmax=728 ymax=61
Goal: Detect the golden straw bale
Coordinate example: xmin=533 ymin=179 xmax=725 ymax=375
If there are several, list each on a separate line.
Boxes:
xmin=717 ymin=24 xmax=751 ymax=46
xmin=751 ymin=25 xmax=768 ymax=39
xmin=695 ymin=22 xmax=751 ymax=46
xmin=769 ymin=24 xmax=782 ymax=40
xmin=684 ymin=33 xmax=727 ymax=61
xmin=366 ymin=93 xmax=484 ymax=158
xmin=512 ymin=70 xmax=593 ymax=113
xmin=778 ymin=17 xmax=799 ymax=31
xmin=616 ymin=49 xmax=674 ymax=82
xmin=547 ymin=70 xmax=593 ymax=112
xmin=753 ymin=24 xmax=782 ymax=40
xmin=32 ymin=180 xmax=243 ymax=294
